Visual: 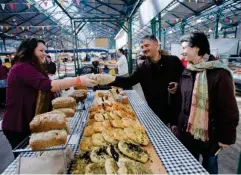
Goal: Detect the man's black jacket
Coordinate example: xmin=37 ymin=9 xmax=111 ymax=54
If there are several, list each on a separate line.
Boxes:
xmin=111 ymin=54 xmax=184 ymax=124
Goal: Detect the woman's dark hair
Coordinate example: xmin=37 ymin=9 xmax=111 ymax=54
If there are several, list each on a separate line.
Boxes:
xmin=13 ymin=38 xmax=47 ymax=76
xmin=118 ymin=48 xmax=125 ymax=54
xmin=180 ymin=32 xmax=210 ymax=56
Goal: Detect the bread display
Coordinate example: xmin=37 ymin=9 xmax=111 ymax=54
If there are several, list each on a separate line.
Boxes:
xmin=29 ymin=130 xmax=67 ymax=150
xmin=69 ymin=90 xmax=87 ymax=103
xmin=52 ymin=97 xmax=76 ymax=109
xmin=105 ymin=158 xmax=119 ymax=174
xmin=90 ymin=146 xmax=111 ymax=163
xmin=53 ymin=108 xmax=75 ymax=118
xmin=30 ymin=113 xmax=67 ymax=133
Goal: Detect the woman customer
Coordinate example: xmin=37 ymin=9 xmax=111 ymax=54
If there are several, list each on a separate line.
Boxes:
xmin=0 ymin=59 xmax=8 ymax=107
xmin=2 ymin=38 xmax=97 ymax=156
xmin=175 ymin=32 xmax=239 ymax=174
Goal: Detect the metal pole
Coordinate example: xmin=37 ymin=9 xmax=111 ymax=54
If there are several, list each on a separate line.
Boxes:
xmin=151 ymin=18 xmax=157 ymax=35
xmin=128 ymin=17 xmax=133 ymax=74
xmin=180 ymin=22 xmax=185 ymax=36
xmin=163 ymin=31 xmax=166 ymax=50
xmin=71 ymin=19 xmax=77 ymax=76
xmin=74 ymin=21 xmax=80 ymax=75
xmin=2 ymin=37 xmax=6 ymax=51
xmin=158 ymin=12 xmax=162 ymax=46
xmin=214 ymin=10 xmax=220 ymax=39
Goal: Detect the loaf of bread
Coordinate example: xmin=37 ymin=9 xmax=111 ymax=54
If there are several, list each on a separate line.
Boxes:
xmin=68 ymin=90 xmax=87 ymax=103
xmin=30 ymin=113 xmax=67 ymax=133
xmin=29 ymin=130 xmax=67 ymax=150
xmin=52 ymin=97 xmax=76 ymax=109
xmin=53 ymin=108 xmax=75 ymax=118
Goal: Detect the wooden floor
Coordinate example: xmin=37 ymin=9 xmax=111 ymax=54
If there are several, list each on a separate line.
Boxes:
xmin=0 ymin=88 xmax=240 ymax=174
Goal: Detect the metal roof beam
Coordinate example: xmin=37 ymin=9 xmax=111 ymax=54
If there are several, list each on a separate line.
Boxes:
xmin=76 ymin=22 xmax=87 ymax=35
xmin=95 ymin=0 xmax=125 ymax=15
xmin=175 ymin=0 xmax=198 ymax=15
xmin=53 ymin=0 xmax=72 ymax=19
xmin=128 ymin=0 xmax=142 ymax=19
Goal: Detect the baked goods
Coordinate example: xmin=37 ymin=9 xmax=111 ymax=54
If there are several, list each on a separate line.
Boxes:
xmin=124 ymin=128 xmax=149 ymax=146
xmin=113 ymin=129 xmax=129 ymax=141
xmin=30 ymin=113 xmax=67 ymax=133
xmin=122 ymin=96 xmax=128 ymax=104
xmin=85 ymin=162 xmax=106 ymax=174
xmin=74 ymin=85 xmax=88 ymax=90
xmin=118 ymin=141 xmax=149 ymax=163
xmin=105 ymin=158 xmax=119 ymax=174
xmin=106 ymin=144 xmax=124 ymax=159
xmin=102 ymin=131 xmax=118 ymax=144
xmin=83 ymin=125 xmax=95 ymax=137
xmin=29 ymin=130 xmax=67 ymax=150
xmin=90 ymin=146 xmax=111 ymax=163
xmin=93 ymin=122 xmax=105 ymax=133
xmin=69 ymin=90 xmax=87 ymax=103
xmin=53 ymin=108 xmax=75 ymax=118
xmin=52 ymin=97 xmax=76 ymax=109
xmin=117 ymin=158 xmax=152 ymax=174
xmin=92 ymin=133 xmax=107 ymax=146
xmin=110 ymin=119 xmax=125 ymax=129
xmin=80 ymin=137 xmax=93 ymax=151
xmin=72 ymin=151 xmax=91 ymax=174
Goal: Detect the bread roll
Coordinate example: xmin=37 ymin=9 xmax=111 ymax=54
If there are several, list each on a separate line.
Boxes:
xmin=30 ymin=113 xmax=67 ymax=133
xmin=68 ymin=90 xmax=87 ymax=103
xmin=52 ymin=97 xmax=76 ymax=109
xmin=29 ymin=130 xmax=67 ymax=150
xmin=53 ymin=108 xmax=75 ymax=118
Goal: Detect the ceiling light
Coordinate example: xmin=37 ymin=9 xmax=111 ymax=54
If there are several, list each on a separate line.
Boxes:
xmin=169 ymin=30 xmax=173 ymax=34
xmin=197 ymin=19 xmax=202 ymax=23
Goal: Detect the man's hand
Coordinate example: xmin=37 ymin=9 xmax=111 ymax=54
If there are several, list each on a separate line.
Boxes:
xmin=168 ymin=82 xmax=178 ymax=94
xmin=218 ymin=142 xmax=229 ymax=149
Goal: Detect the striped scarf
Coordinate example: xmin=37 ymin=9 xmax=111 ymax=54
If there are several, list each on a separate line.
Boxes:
xmin=186 ymin=60 xmax=233 ymax=142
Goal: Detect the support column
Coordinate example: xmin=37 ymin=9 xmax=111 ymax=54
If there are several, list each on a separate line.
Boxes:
xmin=158 ymin=12 xmax=162 ymax=47
xmin=2 ymin=37 xmax=6 ymax=51
xmin=214 ymin=10 xmax=220 ymax=39
xmin=235 ymin=26 xmax=238 ymax=38
xmin=74 ymin=21 xmax=80 ymax=74
xmin=71 ymin=19 xmax=77 ymax=76
xmin=151 ymin=18 xmax=157 ymax=35
xmin=180 ymin=20 xmax=186 ymax=35
xmin=162 ymin=31 xmax=166 ymax=50
xmin=128 ymin=17 xmax=133 ymax=74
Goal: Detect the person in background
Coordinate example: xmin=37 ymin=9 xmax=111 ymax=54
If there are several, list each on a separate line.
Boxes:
xmin=2 ymin=38 xmax=97 ymax=157
xmin=174 ymin=32 xmax=239 ymax=174
xmin=95 ymin=35 xmax=184 ymax=125
xmin=4 ymin=57 xmax=11 ymax=69
xmin=0 ymin=59 xmax=8 ymax=107
xmin=45 ymin=55 xmax=56 ymax=76
xmin=116 ymin=48 xmax=129 ymax=77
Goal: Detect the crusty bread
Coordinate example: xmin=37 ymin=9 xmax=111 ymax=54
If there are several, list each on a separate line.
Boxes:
xmin=30 ymin=113 xmax=67 ymax=133
xmin=52 ymin=97 xmax=76 ymax=109
xmin=29 ymin=130 xmax=67 ymax=150
xmin=68 ymin=90 xmax=87 ymax=103
xmin=53 ymin=108 xmax=75 ymax=118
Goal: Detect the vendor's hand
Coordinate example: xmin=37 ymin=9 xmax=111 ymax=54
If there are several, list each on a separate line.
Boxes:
xmin=218 ymin=142 xmax=229 ymax=149
xmin=96 ymin=74 xmax=116 ymax=85
xmin=79 ymin=74 xmax=98 ymax=87
xmin=168 ymin=82 xmax=178 ymax=94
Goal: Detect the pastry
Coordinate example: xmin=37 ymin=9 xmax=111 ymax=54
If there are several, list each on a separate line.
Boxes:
xmin=83 ymin=125 xmax=95 ymax=137
xmin=29 ymin=130 xmax=67 ymax=150
xmin=69 ymin=90 xmax=87 ymax=103
xmin=105 ymin=158 xmax=119 ymax=174
xmin=85 ymin=162 xmax=106 ymax=174
xmin=124 ymin=128 xmax=149 ymax=146
xmin=93 ymin=122 xmax=105 ymax=133
xmin=72 ymin=151 xmax=91 ymax=174
xmin=110 ymin=119 xmax=125 ymax=129
xmin=92 ymin=133 xmax=107 ymax=146
xmin=106 ymin=144 xmax=124 ymax=159
xmin=102 ymin=131 xmax=118 ymax=144
xmin=90 ymin=146 xmax=111 ymax=163
xmin=79 ymin=137 xmax=93 ymax=151
xmin=94 ymin=113 xmax=105 ymax=122
xmin=117 ymin=158 xmax=152 ymax=174
xmin=109 ymin=112 xmax=121 ymax=120
xmin=118 ymin=141 xmax=149 ymax=163
xmin=113 ymin=129 xmax=128 ymax=141
xmin=122 ymin=96 xmax=128 ymax=104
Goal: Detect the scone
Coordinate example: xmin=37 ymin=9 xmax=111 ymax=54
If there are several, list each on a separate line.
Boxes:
xmin=52 ymin=97 xmax=76 ymax=109
xmin=90 ymin=146 xmax=111 ymax=163
xmin=79 ymin=137 xmax=93 ymax=151
xmin=124 ymin=128 xmax=149 ymax=146
xmin=105 ymin=158 xmax=118 ymax=174
xmin=118 ymin=141 xmax=149 ymax=163
xmin=85 ymin=162 xmax=106 ymax=174
xmin=29 ymin=130 xmax=67 ymax=150
xmin=92 ymin=133 xmax=107 ymax=146
xmin=117 ymin=158 xmax=152 ymax=174
xmin=83 ymin=125 xmax=95 ymax=137
xmin=102 ymin=131 xmax=118 ymax=144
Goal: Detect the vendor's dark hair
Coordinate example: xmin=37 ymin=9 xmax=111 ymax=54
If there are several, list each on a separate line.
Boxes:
xmin=118 ymin=48 xmax=125 ymax=54
xmin=13 ymin=38 xmax=47 ymax=76
xmin=141 ymin=35 xmax=159 ymax=43
xmin=180 ymin=32 xmax=210 ymax=56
